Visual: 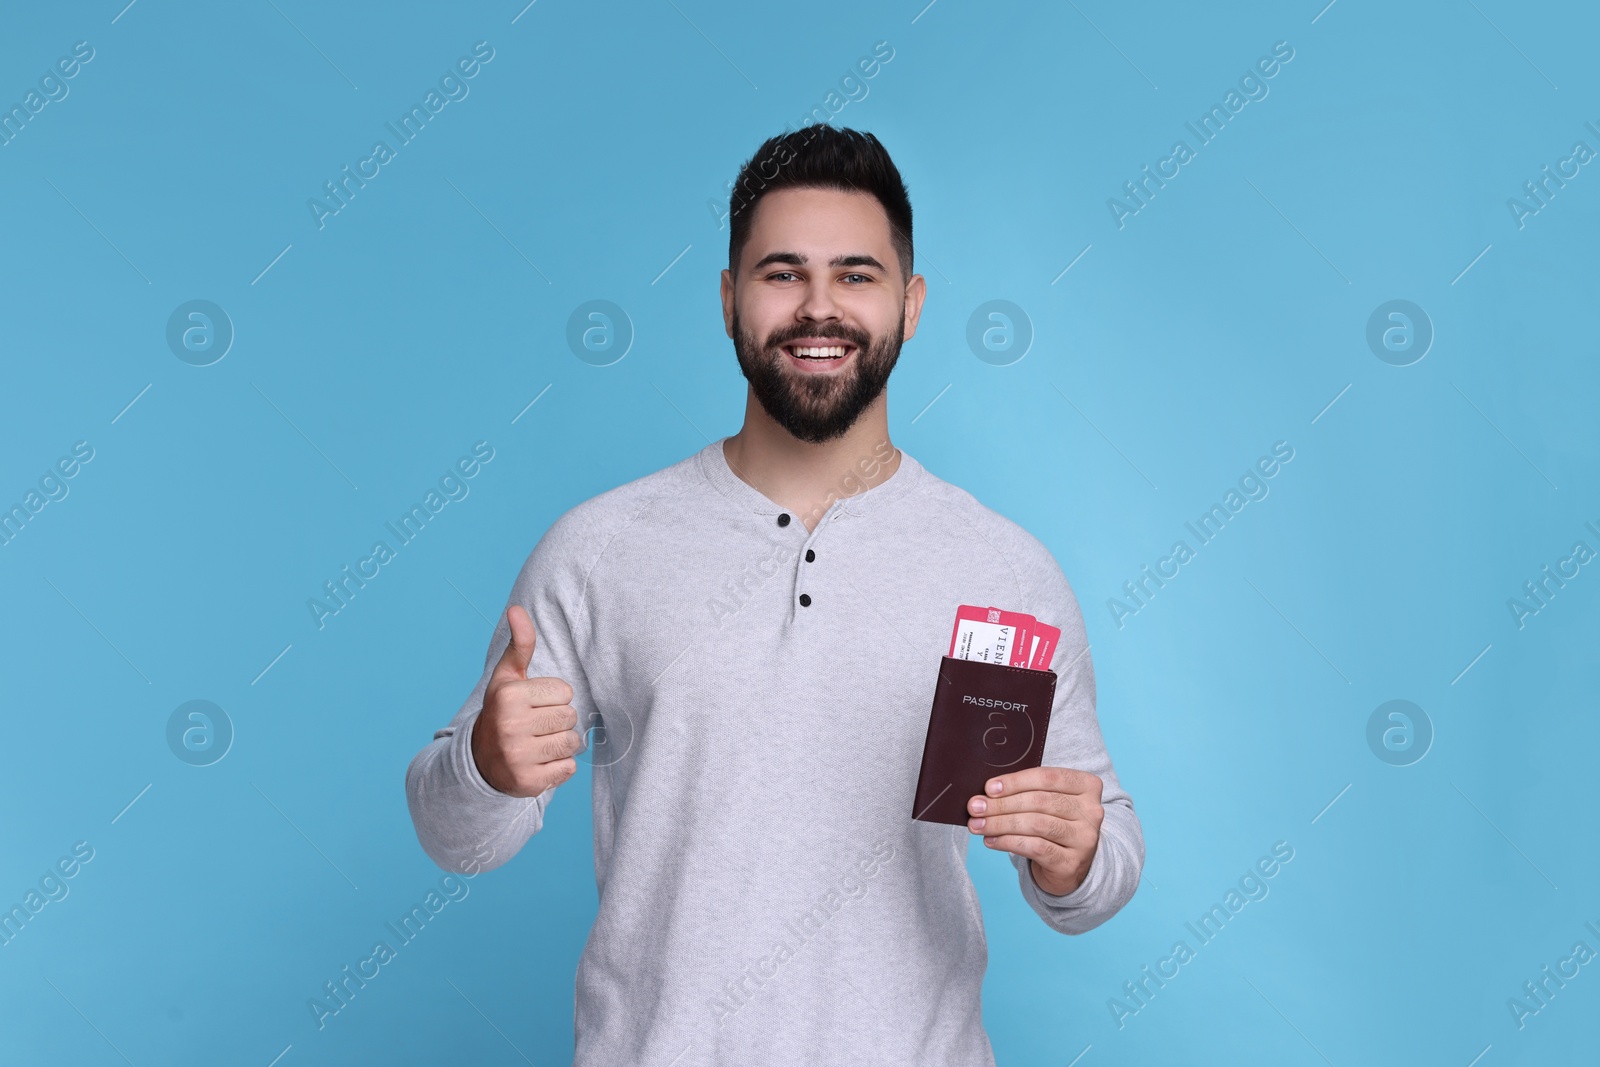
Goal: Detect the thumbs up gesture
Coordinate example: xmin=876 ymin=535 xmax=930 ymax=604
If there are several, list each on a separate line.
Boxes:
xmin=470 ymin=605 xmax=582 ymax=798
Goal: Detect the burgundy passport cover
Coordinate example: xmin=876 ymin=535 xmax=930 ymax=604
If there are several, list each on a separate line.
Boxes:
xmin=912 ymin=656 xmax=1057 ymax=825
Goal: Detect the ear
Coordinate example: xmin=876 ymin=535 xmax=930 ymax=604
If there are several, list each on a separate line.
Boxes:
xmin=901 ymin=272 xmax=928 ymax=343
xmin=720 ymin=269 xmax=735 ymax=339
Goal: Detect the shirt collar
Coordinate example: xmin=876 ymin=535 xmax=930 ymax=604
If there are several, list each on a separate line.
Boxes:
xmin=698 ymin=436 xmax=924 ymax=520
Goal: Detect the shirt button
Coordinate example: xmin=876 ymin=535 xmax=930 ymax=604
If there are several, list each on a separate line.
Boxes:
xmin=798 ymin=593 xmax=812 ymax=607
xmin=805 ymin=549 xmax=815 ymax=562
xmin=777 ymin=513 xmax=791 ymax=527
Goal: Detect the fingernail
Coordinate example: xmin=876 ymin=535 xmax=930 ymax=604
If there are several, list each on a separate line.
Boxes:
xmin=987 ymin=780 xmax=1003 ymax=796
xmin=971 ymin=797 xmax=987 ymax=814
xmin=970 ymin=817 xmax=985 ymax=831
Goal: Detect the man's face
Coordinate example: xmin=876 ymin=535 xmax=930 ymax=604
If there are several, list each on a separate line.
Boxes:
xmin=721 ymin=186 xmax=925 ymax=444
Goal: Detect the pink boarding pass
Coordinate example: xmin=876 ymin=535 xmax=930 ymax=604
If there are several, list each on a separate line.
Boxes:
xmin=948 ymin=604 xmax=1034 ymax=666
xmin=1026 ymin=621 xmax=1060 ymax=671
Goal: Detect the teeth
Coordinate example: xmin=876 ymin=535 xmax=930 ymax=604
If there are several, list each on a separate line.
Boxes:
xmin=792 ymin=346 xmax=848 ymax=359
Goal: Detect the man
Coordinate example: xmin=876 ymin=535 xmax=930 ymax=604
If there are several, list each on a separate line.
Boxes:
xmin=406 ymin=125 xmax=1143 ymax=1065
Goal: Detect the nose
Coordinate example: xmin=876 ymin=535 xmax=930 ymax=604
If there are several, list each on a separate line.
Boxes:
xmin=796 ymin=273 xmax=844 ymax=325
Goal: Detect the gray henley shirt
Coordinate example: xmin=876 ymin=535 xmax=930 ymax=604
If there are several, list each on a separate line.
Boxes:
xmin=405 ymin=436 xmax=1143 ymax=1065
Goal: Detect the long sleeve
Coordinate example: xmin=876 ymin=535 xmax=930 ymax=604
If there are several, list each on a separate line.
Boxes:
xmin=404 ymin=514 xmax=599 ymax=875
xmin=1009 ymin=554 xmax=1144 ymax=934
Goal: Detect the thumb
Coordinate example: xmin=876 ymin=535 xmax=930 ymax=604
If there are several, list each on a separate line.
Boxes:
xmin=491 ymin=604 xmax=537 ymax=682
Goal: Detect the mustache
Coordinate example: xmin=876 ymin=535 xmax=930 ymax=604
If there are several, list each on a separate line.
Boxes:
xmin=766 ymin=325 xmax=870 ymax=349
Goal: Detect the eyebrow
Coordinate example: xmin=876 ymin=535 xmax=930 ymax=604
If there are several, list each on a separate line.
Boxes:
xmin=749 ymin=251 xmax=887 ymax=275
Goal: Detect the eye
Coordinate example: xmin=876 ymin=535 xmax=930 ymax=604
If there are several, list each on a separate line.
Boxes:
xmin=767 ymin=271 xmax=800 ymax=282
xmin=842 ymin=273 xmax=873 ymax=284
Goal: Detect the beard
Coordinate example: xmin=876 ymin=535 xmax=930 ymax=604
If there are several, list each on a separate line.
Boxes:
xmin=731 ymin=305 xmax=905 ymax=445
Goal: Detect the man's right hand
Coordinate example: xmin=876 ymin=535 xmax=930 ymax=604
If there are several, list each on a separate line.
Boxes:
xmin=470 ymin=604 xmax=581 ymax=798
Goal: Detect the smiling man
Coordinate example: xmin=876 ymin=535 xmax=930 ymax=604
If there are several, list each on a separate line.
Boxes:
xmin=406 ymin=125 xmax=1143 ymax=1065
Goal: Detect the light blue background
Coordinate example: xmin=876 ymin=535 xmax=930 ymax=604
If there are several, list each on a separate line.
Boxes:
xmin=2 ymin=1 xmax=1596 ymax=1064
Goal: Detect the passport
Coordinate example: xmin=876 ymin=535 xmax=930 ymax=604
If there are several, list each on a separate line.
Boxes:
xmin=911 ymin=655 xmax=1057 ymax=826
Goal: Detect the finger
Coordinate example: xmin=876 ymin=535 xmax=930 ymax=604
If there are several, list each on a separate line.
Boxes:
xmin=971 ymin=815 xmax=1099 ymax=863
xmin=500 ymin=675 xmax=574 ymax=712
xmin=980 ymin=766 xmax=1102 ymax=802
xmin=486 ymin=695 xmax=576 ymax=741
xmin=497 ymin=755 xmax=577 ymax=798
xmin=979 ymin=832 xmax=1070 ymax=868
xmin=490 ymin=605 xmax=538 ymax=684
xmin=969 ymin=787 xmax=1102 ymax=824
xmin=502 ymin=719 xmax=576 ymax=753
xmin=968 ymin=810 xmax=1076 ymax=848
xmin=522 ymin=702 xmax=579 ymax=739
xmin=532 ymin=727 xmax=584 ymax=764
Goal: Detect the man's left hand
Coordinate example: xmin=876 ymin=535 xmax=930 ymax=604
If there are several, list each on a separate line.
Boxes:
xmin=967 ymin=766 xmax=1104 ymax=897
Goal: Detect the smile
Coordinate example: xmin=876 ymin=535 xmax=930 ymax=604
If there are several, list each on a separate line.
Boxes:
xmin=782 ymin=342 xmax=857 ymax=371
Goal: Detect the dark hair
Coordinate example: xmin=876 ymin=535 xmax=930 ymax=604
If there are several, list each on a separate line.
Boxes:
xmin=727 ymin=125 xmax=913 ymax=284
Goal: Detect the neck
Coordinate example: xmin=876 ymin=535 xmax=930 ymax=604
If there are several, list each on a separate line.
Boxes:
xmin=722 ymin=390 xmax=900 ymax=533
